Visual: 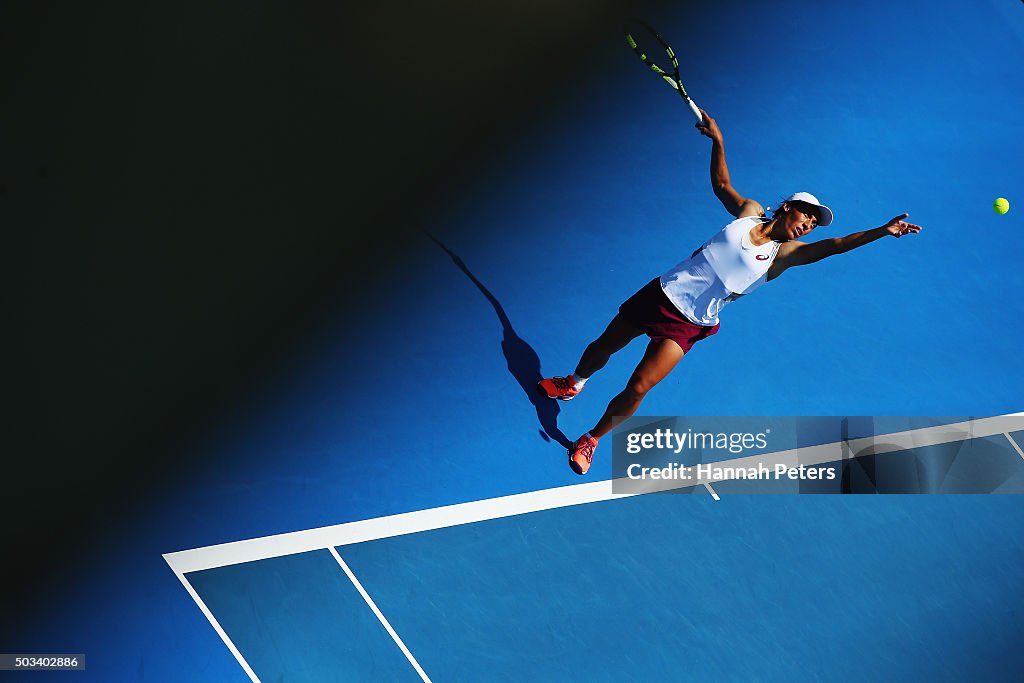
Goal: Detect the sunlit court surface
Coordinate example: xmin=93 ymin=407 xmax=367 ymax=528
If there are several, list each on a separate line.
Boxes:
xmin=4 ymin=0 xmax=1024 ymax=681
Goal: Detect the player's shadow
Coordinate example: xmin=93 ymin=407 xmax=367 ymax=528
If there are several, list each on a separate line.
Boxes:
xmin=425 ymin=232 xmax=572 ymax=448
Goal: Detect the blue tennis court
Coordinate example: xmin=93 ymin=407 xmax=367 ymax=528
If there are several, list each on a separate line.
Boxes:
xmin=7 ymin=0 xmax=1024 ymax=680
xmin=152 ymin=0 xmax=1024 ymax=676
xmin=169 ymin=418 xmax=1024 ymax=681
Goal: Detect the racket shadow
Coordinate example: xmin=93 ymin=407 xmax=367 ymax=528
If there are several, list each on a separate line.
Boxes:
xmin=424 ymin=231 xmax=573 ymax=449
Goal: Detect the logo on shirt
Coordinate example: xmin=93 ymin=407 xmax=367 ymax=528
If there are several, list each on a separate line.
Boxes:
xmin=755 ymin=254 xmax=770 ymax=261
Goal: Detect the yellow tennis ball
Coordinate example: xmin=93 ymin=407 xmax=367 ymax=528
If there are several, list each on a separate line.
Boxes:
xmin=994 ymin=197 xmax=1010 ymax=215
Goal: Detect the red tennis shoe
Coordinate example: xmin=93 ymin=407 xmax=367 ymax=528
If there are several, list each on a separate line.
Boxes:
xmin=568 ymin=435 xmax=598 ymax=475
xmin=537 ymin=375 xmax=582 ymax=401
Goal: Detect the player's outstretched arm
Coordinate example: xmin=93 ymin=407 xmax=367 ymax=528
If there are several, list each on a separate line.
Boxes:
xmin=769 ymin=214 xmax=922 ymax=278
xmin=696 ymin=108 xmax=763 ymax=219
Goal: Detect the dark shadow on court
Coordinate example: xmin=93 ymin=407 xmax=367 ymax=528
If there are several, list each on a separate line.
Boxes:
xmin=425 ymin=232 xmax=572 ymax=449
xmin=837 ymin=417 xmax=1022 ymax=493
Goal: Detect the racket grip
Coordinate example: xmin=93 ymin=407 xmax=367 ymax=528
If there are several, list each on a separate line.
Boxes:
xmin=686 ymin=98 xmax=704 ymax=125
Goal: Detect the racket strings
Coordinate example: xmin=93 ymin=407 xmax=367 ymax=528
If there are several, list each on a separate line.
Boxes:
xmin=625 ymin=23 xmax=685 ymax=93
xmin=624 ymin=19 xmax=703 ymax=124
xmin=622 ymin=26 xmax=679 ymax=79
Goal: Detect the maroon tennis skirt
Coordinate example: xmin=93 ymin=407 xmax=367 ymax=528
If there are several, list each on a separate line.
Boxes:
xmin=618 ymin=277 xmax=720 ymax=353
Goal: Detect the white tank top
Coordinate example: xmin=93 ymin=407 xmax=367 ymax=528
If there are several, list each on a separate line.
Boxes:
xmin=659 ymin=216 xmax=780 ymax=326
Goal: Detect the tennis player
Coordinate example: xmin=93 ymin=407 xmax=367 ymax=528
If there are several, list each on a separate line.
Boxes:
xmin=539 ymin=108 xmax=922 ymax=475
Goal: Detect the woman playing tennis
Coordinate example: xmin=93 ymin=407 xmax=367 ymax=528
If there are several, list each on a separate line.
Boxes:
xmin=539 ymin=108 xmax=922 ymax=475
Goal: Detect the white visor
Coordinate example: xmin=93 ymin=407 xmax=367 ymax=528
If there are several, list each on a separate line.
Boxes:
xmin=784 ymin=191 xmax=833 ymax=226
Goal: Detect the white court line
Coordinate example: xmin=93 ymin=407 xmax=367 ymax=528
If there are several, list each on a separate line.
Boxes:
xmin=166 ymin=478 xmax=636 ymax=574
xmin=164 ymin=413 xmax=1024 ymax=575
xmin=1005 ymin=432 xmax=1024 ymax=460
xmin=170 ymin=568 xmax=261 ymax=683
xmin=704 ymin=483 xmax=721 ymax=501
xmin=329 ymin=547 xmax=432 ymax=683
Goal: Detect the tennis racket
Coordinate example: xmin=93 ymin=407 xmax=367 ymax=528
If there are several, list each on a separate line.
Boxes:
xmin=624 ymin=20 xmax=704 ymax=125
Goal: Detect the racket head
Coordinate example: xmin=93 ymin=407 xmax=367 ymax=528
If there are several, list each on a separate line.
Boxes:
xmin=623 ymin=19 xmax=683 ymax=88
xmin=623 ymin=18 xmax=703 ymax=124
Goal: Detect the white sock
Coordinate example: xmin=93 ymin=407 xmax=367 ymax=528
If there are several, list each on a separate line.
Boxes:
xmin=570 ymin=373 xmax=589 ymax=390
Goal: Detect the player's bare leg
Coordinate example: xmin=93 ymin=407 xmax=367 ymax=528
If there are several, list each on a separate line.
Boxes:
xmin=569 ymin=338 xmax=684 ymax=474
xmin=538 ymin=314 xmax=643 ymax=400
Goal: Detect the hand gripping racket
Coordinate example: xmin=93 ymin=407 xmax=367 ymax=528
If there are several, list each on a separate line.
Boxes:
xmin=624 ymin=20 xmax=705 ymax=125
